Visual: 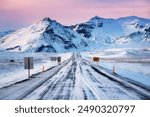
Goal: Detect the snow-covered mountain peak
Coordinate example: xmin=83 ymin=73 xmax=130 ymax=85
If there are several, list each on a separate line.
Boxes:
xmin=42 ymin=17 xmax=52 ymax=22
xmin=40 ymin=17 xmax=58 ymax=26
xmin=118 ymin=16 xmax=146 ymax=21
xmin=87 ymin=16 xmax=104 ymax=27
xmin=23 ymin=17 xmax=61 ymax=35
xmin=72 ymin=16 xmax=150 ymax=49
xmin=88 ymin=16 xmax=114 ymax=24
xmin=89 ymin=16 xmax=103 ymax=21
xmin=0 ymin=17 xmax=89 ymax=52
xmin=117 ymin=16 xmax=150 ymax=26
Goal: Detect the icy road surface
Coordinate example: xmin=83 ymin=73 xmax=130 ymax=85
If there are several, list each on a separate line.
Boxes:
xmin=0 ymin=53 xmax=150 ymax=100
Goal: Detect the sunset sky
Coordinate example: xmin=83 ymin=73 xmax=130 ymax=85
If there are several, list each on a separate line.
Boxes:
xmin=0 ymin=0 xmax=150 ymax=31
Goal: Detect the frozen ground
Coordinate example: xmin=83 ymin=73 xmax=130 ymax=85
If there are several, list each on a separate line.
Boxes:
xmin=0 ymin=52 xmax=72 ymax=88
xmin=82 ymin=48 xmax=150 ymax=90
xmin=0 ymin=50 xmax=150 ymax=100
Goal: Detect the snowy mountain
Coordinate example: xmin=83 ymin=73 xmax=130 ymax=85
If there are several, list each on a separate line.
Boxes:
xmin=0 ymin=18 xmax=88 ymax=52
xmin=114 ymin=27 xmax=150 ymax=48
xmin=0 ymin=30 xmax=15 ymax=38
xmin=0 ymin=16 xmax=150 ymax=52
xmin=72 ymin=16 xmax=150 ymax=48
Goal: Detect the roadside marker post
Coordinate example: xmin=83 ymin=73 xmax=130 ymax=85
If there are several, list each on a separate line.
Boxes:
xmin=43 ymin=65 xmax=45 ymax=72
xmin=113 ymin=66 xmax=116 ymax=74
xmin=24 ymin=57 xmax=34 ymax=78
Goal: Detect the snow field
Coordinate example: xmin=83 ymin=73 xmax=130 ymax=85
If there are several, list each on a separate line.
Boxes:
xmin=0 ymin=52 xmax=72 ymax=88
xmin=82 ymin=49 xmax=150 ymax=89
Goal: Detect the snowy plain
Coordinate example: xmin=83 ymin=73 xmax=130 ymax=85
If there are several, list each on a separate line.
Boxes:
xmin=0 ymin=52 xmax=72 ymax=88
xmin=82 ymin=48 xmax=150 ymax=89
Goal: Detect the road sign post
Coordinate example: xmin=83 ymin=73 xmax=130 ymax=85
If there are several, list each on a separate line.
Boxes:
xmin=50 ymin=57 xmax=57 ymax=61
xmin=93 ymin=57 xmax=100 ymax=65
xmin=24 ymin=57 xmax=34 ymax=78
xmin=57 ymin=57 xmax=61 ymax=64
xmin=28 ymin=68 xmax=30 ymax=79
xmin=50 ymin=57 xmax=57 ymax=66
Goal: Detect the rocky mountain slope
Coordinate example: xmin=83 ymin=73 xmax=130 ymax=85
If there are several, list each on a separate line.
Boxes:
xmin=0 ymin=18 xmax=88 ymax=52
xmin=72 ymin=16 xmax=150 ymax=49
xmin=0 ymin=30 xmax=15 ymax=38
xmin=0 ymin=16 xmax=150 ymax=52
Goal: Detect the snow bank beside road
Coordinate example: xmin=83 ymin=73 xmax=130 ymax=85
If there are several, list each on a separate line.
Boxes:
xmin=82 ymin=50 xmax=150 ymax=89
xmin=0 ymin=52 xmax=72 ymax=88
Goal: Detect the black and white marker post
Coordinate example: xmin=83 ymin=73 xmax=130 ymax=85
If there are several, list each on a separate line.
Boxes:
xmin=24 ymin=57 xmax=34 ymax=78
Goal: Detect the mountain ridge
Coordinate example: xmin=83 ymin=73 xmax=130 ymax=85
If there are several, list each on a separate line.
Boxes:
xmin=0 ymin=16 xmax=150 ymax=52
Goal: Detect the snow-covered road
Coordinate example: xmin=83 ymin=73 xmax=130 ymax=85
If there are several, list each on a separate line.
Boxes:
xmin=0 ymin=53 xmax=149 ymax=100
